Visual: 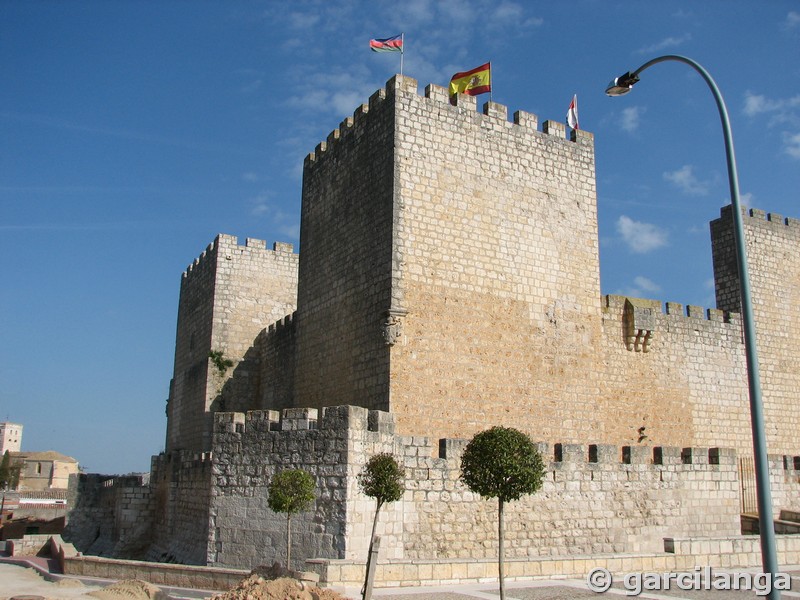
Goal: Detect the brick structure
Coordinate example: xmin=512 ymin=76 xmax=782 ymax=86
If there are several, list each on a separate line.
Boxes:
xmin=65 ymin=75 xmax=800 ymax=584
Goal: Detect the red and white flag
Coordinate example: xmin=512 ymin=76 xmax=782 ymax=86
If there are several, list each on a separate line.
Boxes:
xmin=567 ymin=94 xmax=579 ymax=130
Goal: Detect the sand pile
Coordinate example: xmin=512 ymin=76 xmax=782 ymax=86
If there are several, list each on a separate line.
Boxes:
xmin=209 ymin=574 xmax=351 ymax=600
xmin=85 ymin=579 xmax=168 ymax=600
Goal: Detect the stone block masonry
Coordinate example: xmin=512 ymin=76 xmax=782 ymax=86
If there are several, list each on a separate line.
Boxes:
xmin=166 ymin=235 xmax=298 ymax=455
xmin=208 ymin=405 xmax=742 ymax=570
xmin=712 ymin=206 xmax=800 ymax=457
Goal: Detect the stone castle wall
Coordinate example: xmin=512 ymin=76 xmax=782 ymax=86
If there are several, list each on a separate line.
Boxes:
xmin=286 ymin=75 xmax=796 ymax=460
xmin=257 ymin=312 xmax=297 ymax=412
xmin=208 ymin=405 xmax=747 ymax=570
xmin=387 ymin=77 xmax=605 ymax=446
xmin=166 ymin=235 xmax=298 ymax=454
xmin=712 ymin=206 xmax=800 ymax=456
xmin=167 ymin=75 xmax=800 ymax=462
xmin=291 ymin=88 xmax=397 ymax=413
xmin=146 ymin=451 xmax=212 ymax=565
xmin=64 ymin=474 xmax=154 ymax=559
xmin=597 ymin=295 xmax=751 ymax=453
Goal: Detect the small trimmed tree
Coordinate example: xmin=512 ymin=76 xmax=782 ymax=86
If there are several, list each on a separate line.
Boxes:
xmin=460 ymin=427 xmax=544 ymax=600
xmin=0 ymin=451 xmax=12 ymax=489
xmin=267 ymin=469 xmax=316 ymax=570
xmin=358 ymin=453 xmax=404 ymax=599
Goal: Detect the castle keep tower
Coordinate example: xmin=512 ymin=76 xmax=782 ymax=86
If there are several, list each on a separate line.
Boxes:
xmin=165 ymin=235 xmax=297 ymax=454
xmin=290 ymin=75 xmax=602 ymax=442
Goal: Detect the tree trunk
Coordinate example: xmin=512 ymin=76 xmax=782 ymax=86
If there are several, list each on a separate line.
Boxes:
xmin=287 ymin=513 xmax=292 ymax=570
xmin=362 ymin=500 xmax=383 ymax=599
xmin=498 ymin=498 xmax=505 ymax=600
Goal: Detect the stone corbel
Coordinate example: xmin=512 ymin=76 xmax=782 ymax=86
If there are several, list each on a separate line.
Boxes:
xmin=381 ymin=308 xmax=408 ymax=346
xmin=624 ymin=298 xmax=656 ymax=352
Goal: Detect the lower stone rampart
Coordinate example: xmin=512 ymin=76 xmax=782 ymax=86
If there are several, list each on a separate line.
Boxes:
xmin=210 ymin=405 xmax=746 ymax=571
xmin=146 ymin=450 xmax=212 ymax=565
xmin=64 ymin=404 xmax=800 ymax=584
xmin=63 ymin=473 xmax=154 ymax=559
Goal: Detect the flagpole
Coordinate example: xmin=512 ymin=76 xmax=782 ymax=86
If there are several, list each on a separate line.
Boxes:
xmin=489 ymin=62 xmax=493 ymax=102
xmin=400 ymin=33 xmax=404 ymax=76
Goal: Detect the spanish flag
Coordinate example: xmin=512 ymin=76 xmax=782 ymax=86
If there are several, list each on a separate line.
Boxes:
xmin=449 ymin=62 xmax=491 ymax=97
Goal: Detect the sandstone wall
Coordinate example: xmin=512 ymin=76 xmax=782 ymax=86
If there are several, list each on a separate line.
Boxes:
xmin=711 ymin=207 xmax=800 ymax=456
xmin=387 ymin=76 xmax=602 ymax=443
xmin=257 ymin=312 xmax=297 ymax=412
xmin=597 ymin=295 xmax=751 ymax=453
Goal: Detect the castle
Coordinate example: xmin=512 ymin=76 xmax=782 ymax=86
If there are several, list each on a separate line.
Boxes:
xmin=65 ymin=75 xmax=800 ymax=586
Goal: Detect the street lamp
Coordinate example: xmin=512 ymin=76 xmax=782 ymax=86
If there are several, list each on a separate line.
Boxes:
xmin=606 ymin=55 xmax=780 ymax=595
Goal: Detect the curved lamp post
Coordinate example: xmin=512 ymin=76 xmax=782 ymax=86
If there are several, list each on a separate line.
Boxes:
xmin=606 ymin=55 xmax=780 ymax=594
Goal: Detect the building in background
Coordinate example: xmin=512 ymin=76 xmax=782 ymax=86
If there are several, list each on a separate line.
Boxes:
xmin=14 ymin=451 xmax=79 ymax=491
xmin=0 ymin=422 xmax=23 ymax=454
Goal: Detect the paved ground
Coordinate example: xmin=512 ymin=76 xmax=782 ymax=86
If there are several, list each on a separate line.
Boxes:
xmin=329 ymin=570 xmax=800 ymax=600
xmin=3 ymin=560 xmax=800 ymax=600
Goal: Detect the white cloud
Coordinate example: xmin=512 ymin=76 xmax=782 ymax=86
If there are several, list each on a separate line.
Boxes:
xmin=242 ymin=172 xmax=259 ymax=183
xmin=286 ymin=11 xmax=320 ymax=30
xmin=617 ymin=275 xmax=662 ymax=299
xmin=784 ymin=11 xmax=800 ymax=29
xmin=784 ymin=132 xmax=800 ymax=159
xmin=248 ymin=193 xmax=300 ymax=240
xmin=489 ymin=1 xmax=542 ymax=27
xmin=405 ymin=0 xmax=434 ymax=24
xmin=742 ymin=92 xmax=792 ymax=117
xmin=249 ymin=193 xmax=271 ymax=217
xmin=620 ymin=106 xmax=643 ymax=133
xmin=636 ymin=33 xmax=692 ymax=55
xmin=284 ymin=66 xmax=374 ymax=119
xmin=663 ymin=165 xmax=710 ymax=196
xmin=437 ymin=0 xmax=475 ymax=24
xmin=742 ymin=92 xmax=800 ymax=159
xmin=616 ymin=215 xmax=668 ymax=254
xmin=633 ymin=276 xmax=660 ymax=293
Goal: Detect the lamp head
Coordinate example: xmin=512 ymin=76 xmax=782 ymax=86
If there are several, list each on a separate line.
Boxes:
xmin=605 ymin=71 xmax=640 ymax=96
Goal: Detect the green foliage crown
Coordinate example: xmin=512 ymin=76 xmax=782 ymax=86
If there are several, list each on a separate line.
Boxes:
xmin=460 ymin=426 xmax=545 ymax=502
xmin=267 ymin=469 xmax=316 ymax=515
xmin=358 ymin=453 xmax=404 ymax=507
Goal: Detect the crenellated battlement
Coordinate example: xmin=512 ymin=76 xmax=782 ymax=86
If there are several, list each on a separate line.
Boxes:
xmin=212 ymin=405 xmax=744 ymax=469
xmin=304 ymin=74 xmax=592 ymax=167
xmin=266 ymin=310 xmax=296 ymax=335
xmin=214 ymin=404 xmax=395 ymax=436
xmin=150 ymin=450 xmax=214 ymax=476
xmin=719 ymin=204 xmax=800 ymax=233
xmin=603 ymin=294 xmax=740 ymax=326
xmin=182 ymin=234 xmax=295 ymax=280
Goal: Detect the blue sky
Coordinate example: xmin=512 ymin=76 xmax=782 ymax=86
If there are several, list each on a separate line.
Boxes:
xmin=2 ymin=1 xmax=799 ymax=474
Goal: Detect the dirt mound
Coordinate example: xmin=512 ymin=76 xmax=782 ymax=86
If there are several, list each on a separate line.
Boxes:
xmin=85 ymin=579 xmax=168 ymax=600
xmin=210 ymin=574 xmax=351 ymax=600
xmin=56 ymin=578 xmax=86 ymax=588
